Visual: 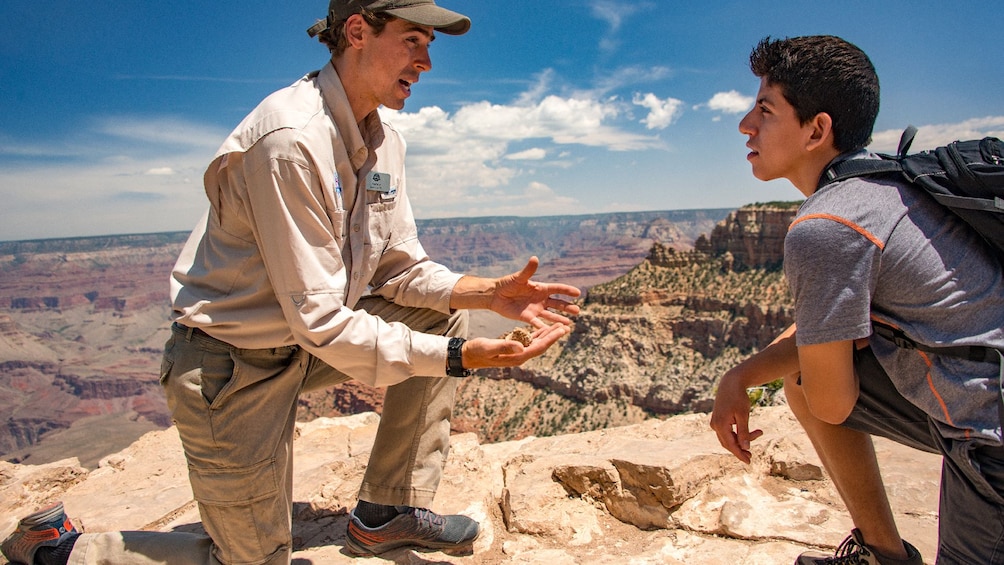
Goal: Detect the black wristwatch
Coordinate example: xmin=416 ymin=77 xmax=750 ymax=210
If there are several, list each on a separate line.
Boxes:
xmin=446 ymin=337 xmax=471 ymax=377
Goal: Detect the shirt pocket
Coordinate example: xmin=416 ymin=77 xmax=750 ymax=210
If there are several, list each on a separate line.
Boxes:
xmin=360 ymin=201 xmax=398 ymax=278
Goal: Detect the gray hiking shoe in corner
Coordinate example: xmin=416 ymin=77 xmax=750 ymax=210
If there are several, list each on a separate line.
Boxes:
xmin=1 ymin=502 xmax=79 ymax=565
xmin=796 ymin=529 xmax=923 ymax=565
xmin=345 ymin=506 xmax=479 ymax=556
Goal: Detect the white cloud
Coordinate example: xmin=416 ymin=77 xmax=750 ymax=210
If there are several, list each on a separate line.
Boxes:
xmin=590 ymin=0 xmax=653 ymax=32
xmin=93 ymin=116 xmax=224 ymax=150
xmin=589 ymin=0 xmax=652 ymax=53
xmin=631 ymin=93 xmax=684 ymax=129
xmin=590 ymin=65 xmax=673 ymax=98
xmin=505 ymin=148 xmax=547 ymax=161
xmin=381 ymin=88 xmax=667 ymax=217
xmin=590 ymin=0 xmax=628 ymax=31
xmin=705 ymin=90 xmax=755 ymax=114
xmin=0 ymin=117 xmax=224 ymax=239
xmin=516 ymin=69 xmax=556 ymax=107
xmin=870 ymin=116 xmax=1004 ymax=153
xmin=459 ymin=181 xmax=582 ymax=217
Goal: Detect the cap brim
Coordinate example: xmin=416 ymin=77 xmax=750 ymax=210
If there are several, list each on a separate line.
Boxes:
xmin=384 ymin=5 xmax=471 ymax=35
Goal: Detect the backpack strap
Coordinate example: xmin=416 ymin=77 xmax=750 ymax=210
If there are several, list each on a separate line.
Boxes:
xmin=871 ymin=320 xmax=1000 ymax=364
xmin=896 ymin=125 xmax=918 ymax=157
xmin=873 ymin=322 xmax=1004 ymax=436
xmin=819 ymin=159 xmax=902 ymax=189
xmin=817 ymin=125 xmax=919 ymax=190
xmin=928 ymin=192 xmax=1004 ymax=213
xmin=821 ymin=159 xmax=1004 ymax=213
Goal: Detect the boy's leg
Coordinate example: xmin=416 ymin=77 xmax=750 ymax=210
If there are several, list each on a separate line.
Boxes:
xmin=784 ymin=372 xmax=909 ymax=559
xmin=161 ymin=324 xmax=308 ymax=565
xmin=785 ymin=346 xmax=938 ymax=560
xmin=933 ymin=437 xmax=1004 ymax=563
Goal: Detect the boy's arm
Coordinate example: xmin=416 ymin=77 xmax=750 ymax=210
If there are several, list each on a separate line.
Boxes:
xmin=711 ymin=324 xmax=800 ymax=463
xmin=796 ymin=339 xmax=858 ymax=424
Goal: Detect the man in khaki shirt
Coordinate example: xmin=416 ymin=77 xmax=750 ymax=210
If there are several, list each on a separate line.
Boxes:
xmin=1 ymin=1 xmax=580 ymax=564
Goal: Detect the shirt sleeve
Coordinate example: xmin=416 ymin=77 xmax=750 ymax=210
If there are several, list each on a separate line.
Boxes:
xmin=785 ymin=214 xmax=881 ymax=346
xmin=238 ymin=146 xmax=450 ymax=387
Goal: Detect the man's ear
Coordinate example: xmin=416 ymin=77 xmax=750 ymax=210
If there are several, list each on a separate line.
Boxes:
xmin=806 ymin=112 xmax=835 ymax=152
xmin=344 ymin=14 xmax=366 ymax=49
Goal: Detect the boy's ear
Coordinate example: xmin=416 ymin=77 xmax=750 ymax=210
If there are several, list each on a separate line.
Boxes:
xmin=806 ymin=112 xmax=835 ymax=152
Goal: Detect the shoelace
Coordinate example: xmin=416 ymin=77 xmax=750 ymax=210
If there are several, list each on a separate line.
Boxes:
xmin=408 ymin=507 xmax=446 ymax=529
xmin=828 ymin=533 xmax=873 ymax=564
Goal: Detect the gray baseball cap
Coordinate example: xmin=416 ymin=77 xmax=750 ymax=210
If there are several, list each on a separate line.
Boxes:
xmin=307 ymin=0 xmax=471 ymax=37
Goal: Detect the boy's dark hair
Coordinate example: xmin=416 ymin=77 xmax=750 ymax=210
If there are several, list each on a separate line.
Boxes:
xmin=750 ymin=35 xmax=879 ymax=153
xmin=317 ymin=9 xmax=394 ymax=56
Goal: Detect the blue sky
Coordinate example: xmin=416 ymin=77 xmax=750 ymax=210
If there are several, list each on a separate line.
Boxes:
xmin=1 ymin=1 xmax=1001 ymax=241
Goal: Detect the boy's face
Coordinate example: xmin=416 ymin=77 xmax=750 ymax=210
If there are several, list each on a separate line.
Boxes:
xmin=739 ymin=77 xmax=816 ymax=185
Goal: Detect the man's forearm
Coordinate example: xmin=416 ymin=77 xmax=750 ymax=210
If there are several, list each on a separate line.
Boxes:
xmin=449 ymin=275 xmax=495 ymax=311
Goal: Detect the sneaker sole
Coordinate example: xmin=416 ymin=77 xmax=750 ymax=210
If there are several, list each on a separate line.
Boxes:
xmin=344 ymin=529 xmax=480 ymax=556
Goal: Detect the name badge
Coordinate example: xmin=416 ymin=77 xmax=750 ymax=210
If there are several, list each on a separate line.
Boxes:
xmin=366 ymin=171 xmax=392 ymax=193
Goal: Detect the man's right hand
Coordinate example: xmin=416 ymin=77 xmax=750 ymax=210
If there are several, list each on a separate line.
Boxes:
xmin=461 ymin=323 xmax=569 ymax=370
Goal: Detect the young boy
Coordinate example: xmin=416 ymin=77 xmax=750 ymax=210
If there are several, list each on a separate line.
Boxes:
xmin=710 ymin=35 xmax=1004 ymax=564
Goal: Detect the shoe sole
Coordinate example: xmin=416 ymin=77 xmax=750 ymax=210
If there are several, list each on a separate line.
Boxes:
xmin=344 ymin=529 xmax=480 ymax=556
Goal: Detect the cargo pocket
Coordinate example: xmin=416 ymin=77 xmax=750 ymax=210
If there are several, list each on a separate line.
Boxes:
xmin=159 ymin=334 xmax=177 ymax=387
xmin=189 ymin=458 xmax=289 ymax=564
xmin=189 ymin=457 xmax=279 ymax=506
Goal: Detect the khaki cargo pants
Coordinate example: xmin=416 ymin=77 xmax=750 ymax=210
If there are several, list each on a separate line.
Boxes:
xmin=68 ymin=297 xmax=467 ymax=565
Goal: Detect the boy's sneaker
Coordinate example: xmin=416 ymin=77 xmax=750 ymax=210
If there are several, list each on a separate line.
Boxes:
xmin=345 ymin=506 xmax=479 ymax=556
xmin=1 ymin=502 xmax=78 ymax=565
xmin=796 ymin=529 xmax=923 ymax=565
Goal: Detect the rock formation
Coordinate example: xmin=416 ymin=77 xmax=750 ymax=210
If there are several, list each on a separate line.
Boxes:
xmin=0 ymin=406 xmax=941 ymax=564
xmin=695 ymin=202 xmax=799 ymax=270
xmin=452 ymin=204 xmax=799 ymax=442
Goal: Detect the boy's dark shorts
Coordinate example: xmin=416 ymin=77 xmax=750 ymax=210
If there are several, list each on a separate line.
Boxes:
xmin=841 ymin=346 xmax=1004 ymax=564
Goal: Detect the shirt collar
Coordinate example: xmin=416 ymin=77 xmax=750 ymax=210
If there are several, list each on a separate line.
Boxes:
xmin=318 ymin=62 xmax=385 ymax=171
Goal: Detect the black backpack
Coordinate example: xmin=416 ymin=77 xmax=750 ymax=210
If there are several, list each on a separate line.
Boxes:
xmin=819 ymin=127 xmax=1004 ymax=366
xmin=820 ymin=125 xmax=1004 ymax=264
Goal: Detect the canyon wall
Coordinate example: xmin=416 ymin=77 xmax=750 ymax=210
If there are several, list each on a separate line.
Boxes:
xmin=452 ymin=204 xmax=799 ymax=442
xmin=0 ymin=206 xmax=803 ymax=467
xmin=1 ymin=210 xmax=729 ymax=466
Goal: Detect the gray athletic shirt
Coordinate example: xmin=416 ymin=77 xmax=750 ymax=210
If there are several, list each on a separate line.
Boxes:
xmin=785 ymin=152 xmax=1004 ymax=445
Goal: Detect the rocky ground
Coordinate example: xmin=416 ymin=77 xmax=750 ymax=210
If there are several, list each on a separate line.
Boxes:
xmin=0 ymin=406 xmax=942 ymax=564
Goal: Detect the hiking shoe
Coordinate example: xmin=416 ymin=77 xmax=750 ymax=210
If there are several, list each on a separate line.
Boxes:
xmin=1 ymin=502 xmax=78 ymax=565
xmin=345 ymin=506 xmax=479 ymax=556
xmin=796 ymin=529 xmax=923 ymax=565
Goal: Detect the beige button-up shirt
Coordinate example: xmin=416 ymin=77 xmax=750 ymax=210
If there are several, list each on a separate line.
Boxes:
xmin=170 ymin=62 xmax=462 ymax=386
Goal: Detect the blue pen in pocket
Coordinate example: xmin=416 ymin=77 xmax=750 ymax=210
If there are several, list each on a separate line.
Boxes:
xmin=333 ymin=172 xmax=344 ymax=211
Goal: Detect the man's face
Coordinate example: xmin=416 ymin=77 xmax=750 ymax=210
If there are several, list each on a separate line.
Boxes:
xmin=358 ymin=17 xmax=434 ymax=111
xmin=738 ymin=77 xmax=815 ymax=183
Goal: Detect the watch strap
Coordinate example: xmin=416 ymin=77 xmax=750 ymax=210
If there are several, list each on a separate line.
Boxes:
xmin=446 ymin=337 xmax=471 ymax=377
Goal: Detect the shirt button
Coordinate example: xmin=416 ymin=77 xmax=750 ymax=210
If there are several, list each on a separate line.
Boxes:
xmin=352 ymin=273 xmax=360 ymax=279
xmin=352 ymin=224 xmax=361 ymax=233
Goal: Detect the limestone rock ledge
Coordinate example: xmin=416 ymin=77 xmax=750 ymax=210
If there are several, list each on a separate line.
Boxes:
xmin=0 ymin=407 xmax=941 ymax=564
